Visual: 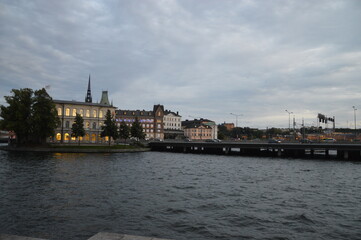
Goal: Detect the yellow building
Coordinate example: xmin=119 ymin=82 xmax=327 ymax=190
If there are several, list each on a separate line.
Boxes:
xmin=52 ymin=77 xmax=116 ymax=143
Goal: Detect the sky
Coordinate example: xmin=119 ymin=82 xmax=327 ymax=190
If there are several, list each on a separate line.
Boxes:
xmin=1 ymin=0 xmax=361 ymax=129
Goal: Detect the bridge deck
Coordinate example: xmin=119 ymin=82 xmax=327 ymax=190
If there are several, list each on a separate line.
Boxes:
xmin=149 ymin=141 xmax=361 ymax=160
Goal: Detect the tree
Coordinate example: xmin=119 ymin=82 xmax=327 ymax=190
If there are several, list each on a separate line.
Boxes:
xmin=71 ymin=113 xmax=85 ymax=145
xmin=131 ymin=117 xmax=145 ymax=141
xmin=0 ymin=88 xmax=59 ymax=145
xmin=101 ymin=110 xmax=118 ymax=146
xmin=32 ymin=88 xmax=60 ymax=144
xmin=118 ymin=121 xmax=130 ymax=143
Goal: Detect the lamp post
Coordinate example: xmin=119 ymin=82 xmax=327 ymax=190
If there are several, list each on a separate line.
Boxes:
xmin=230 ymin=113 xmax=242 ymax=128
xmin=285 ymin=110 xmax=293 ymax=132
xmin=353 ymin=106 xmax=357 ymax=136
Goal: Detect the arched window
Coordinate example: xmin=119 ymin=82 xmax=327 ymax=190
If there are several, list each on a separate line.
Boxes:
xmin=92 ymin=122 xmax=97 ymax=129
xmin=79 ymin=109 xmax=83 ymax=117
xmin=91 ymin=134 xmax=96 ymax=143
xmin=93 ymin=110 xmax=97 ymax=118
xmin=72 ymin=109 xmax=77 ymax=116
xmin=86 ymin=110 xmax=90 ymax=117
xmin=57 ymin=108 xmax=62 ymax=116
xmin=65 ymin=121 xmax=70 ymax=128
xmin=99 ymin=111 xmax=103 ymax=118
xmin=65 ymin=108 xmax=70 ymax=116
xmin=86 ymin=121 xmax=90 ymax=129
xmin=64 ymin=133 xmax=70 ymax=141
xmin=85 ymin=134 xmax=90 ymax=141
xmin=56 ymin=133 xmax=61 ymax=141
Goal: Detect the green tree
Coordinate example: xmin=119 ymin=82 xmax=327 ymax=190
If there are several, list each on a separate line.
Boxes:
xmin=101 ymin=110 xmax=118 ymax=146
xmin=32 ymin=88 xmax=60 ymax=144
xmin=71 ymin=113 xmax=85 ymax=145
xmin=130 ymin=117 xmax=145 ymax=141
xmin=0 ymin=88 xmax=33 ymax=144
xmin=118 ymin=121 xmax=130 ymax=143
xmin=0 ymin=88 xmax=59 ymax=145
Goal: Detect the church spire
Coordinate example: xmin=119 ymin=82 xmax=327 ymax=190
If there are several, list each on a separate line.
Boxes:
xmin=85 ymin=74 xmax=92 ymax=103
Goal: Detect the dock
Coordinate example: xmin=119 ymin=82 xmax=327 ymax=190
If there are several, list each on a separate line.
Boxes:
xmin=148 ymin=141 xmax=361 ymax=160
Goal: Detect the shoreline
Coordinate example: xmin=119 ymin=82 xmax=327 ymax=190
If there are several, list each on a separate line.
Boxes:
xmin=0 ymin=145 xmax=150 ymax=153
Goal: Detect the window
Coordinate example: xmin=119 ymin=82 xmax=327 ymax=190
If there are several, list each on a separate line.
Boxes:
xmin=92 ymin=122 xmax=96 ymax=129
xmin=72 ymin=109 xmax=77 ymax=116
xmin=86 ymin=110 xmax=90 ymax=117
xmin=65 ymin=108 xmax=70 ymax=116
xmin=65 ymin=121 xmax=70 ymax=128
xmin=86 ymin=122 xmax=90 ymax=129
xmin=79 ymin=109 xmax=83 ymax=117
xmin=99 ymin=111 xmax=103 ymax=118
xmin=64 ymin=133 xmax=70 ymax=141
xmin=57 ymin=108 xmax=62 ymax=116
xmin=93 ymin=110 xmax=97 ymax=118
xmin=56 ymin=133 xmax=61 ymax=141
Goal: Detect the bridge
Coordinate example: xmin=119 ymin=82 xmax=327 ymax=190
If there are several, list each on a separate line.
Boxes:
xmin=148 ymin=141 xmax=361 ymax=160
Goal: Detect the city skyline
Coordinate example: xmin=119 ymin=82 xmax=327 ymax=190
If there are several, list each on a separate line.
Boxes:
xmin=1 ymin=0 xmax=360 ymax=128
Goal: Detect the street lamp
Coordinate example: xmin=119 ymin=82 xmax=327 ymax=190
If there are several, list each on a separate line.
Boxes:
xmin=353 ymin=106 xmax=357 ymax=135
xmin=230 ymin=113 xmax=242 ymax=128
xmin=285 ymin=110 xmax=293 ymax=132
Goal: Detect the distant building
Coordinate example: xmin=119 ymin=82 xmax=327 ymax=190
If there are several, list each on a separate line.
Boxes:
xmin=221 ymin=122 xmax=235 ymax=131
xmin=182 ymin=118 xmax=218 ymax=140
xmin=163 ymin=110 xmax=183 ymax=139
xmin=53 ymin=77 xmax=116 ymax=143
xmin=115 ymin=104 xmax=165 ymax=140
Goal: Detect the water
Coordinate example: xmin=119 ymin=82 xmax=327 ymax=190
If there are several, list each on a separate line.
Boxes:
xmin=0 ymin=150 xmax=361 ymax=240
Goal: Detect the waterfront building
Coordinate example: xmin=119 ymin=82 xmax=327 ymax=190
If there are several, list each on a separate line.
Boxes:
xmin=183 ymin=123 xmax=213 ymax=140
xmin=221 ymin=122 xmax=235 ymax=131
xmin=163 ymin=110 xmax=183 ymax=139
xmin=182 ymin=118 xmax=218 ymax=140
xmin=115 ymin=105 xmax=165 ymax=140
xmin=53 ymin=77 xmax=116 ymax=143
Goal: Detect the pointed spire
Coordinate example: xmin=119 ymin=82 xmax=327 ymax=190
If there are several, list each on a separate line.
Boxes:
xmin=85 ymin=74 xmax=92 ymax=103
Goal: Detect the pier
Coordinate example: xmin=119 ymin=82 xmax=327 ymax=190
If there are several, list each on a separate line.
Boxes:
xmin=149 ymin=141 xmax=361 ymax=160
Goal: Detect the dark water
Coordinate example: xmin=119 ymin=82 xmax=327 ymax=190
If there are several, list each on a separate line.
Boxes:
xmin=0 ymin=150 xmax=361 ymax=240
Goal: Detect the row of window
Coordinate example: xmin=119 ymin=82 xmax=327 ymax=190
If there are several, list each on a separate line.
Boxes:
xmin=55 ymin=133 xmax=107 ymax=142
xmin=165 ymin=123 xmax=181 ymax=127
xmin=58 ymin=108 xmax=104 ymax=118
xmin=64 ymin=121 xmax=101 ymax=129
xmin=164 ymin=117 xmax=181 ymax=122
xmin=189 ymin=133 xmax=212 ymax=137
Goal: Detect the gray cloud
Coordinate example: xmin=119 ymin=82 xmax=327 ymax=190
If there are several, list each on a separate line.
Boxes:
xmin=1 ymin=0 xmax=360 ymax=128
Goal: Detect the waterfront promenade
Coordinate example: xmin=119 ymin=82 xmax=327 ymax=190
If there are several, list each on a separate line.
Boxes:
xmin=0 ymin=233 xmax=172 ymax=240
xmin=149 ymin=141 xmax=361 ymax=160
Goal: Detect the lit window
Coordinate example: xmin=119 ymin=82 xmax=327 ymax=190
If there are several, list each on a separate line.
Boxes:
xmin=72 ymin=109 xmax=77 ymax=116
xmin=86 ymin=122 xmax=90 ymax=129
xmin=57 ymin=108 xmax=62 ymax=116
xmin=93 ymin=110 xmax=97 ymax=118
xmin=99 ymin=111 xmax=103 ymax=118
xmin=65 ymin=108 xmax=70 ymax=116
xmin=79 ymin=109 xmax=83 ymax=117
xmin=64 ymin=133 xmax=70 ymax=141
xmin=86 ymin=110 xmax=90 ymax=117
xmin=56 ymin=133 xmax=61 ymax=141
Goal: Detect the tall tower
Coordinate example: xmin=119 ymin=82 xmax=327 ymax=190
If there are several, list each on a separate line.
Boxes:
xmin=85 ymin=74 xmax=92 ymax=103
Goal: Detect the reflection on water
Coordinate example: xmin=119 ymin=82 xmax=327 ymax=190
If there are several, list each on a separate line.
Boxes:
xmin=0 ymin=150 xmax=361 ymax=240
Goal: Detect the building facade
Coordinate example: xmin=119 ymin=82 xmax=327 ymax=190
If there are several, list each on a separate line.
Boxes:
xmin=52 ymin=77 xmax=116 ymax=143
xmin=183 ymin=124 xmax=213 ymax=140
xmin=115 ymin=104 xmax=165 ymax=140
xmin=182 ymin=118 xmax=218 ymax=140
xmin=53 ymin=99 xmax=116 ymax=143
xmin=163 ymin=110 xmax=183 ymax=139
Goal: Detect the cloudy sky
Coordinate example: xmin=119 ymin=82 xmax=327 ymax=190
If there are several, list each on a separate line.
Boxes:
xmin=1 ymin=0 xmax=360 ymax=129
